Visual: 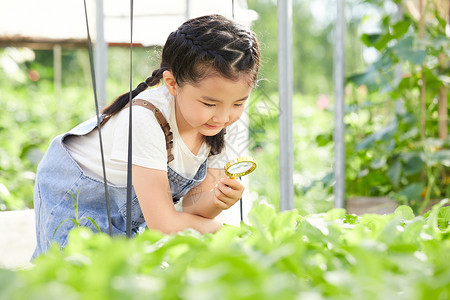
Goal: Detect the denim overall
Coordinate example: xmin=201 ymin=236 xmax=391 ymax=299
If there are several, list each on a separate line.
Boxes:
xmin=32 ymin=114 xmax=207 ymax=259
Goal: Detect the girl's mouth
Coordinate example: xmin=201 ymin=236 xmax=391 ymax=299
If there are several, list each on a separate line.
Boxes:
xmin=204 ymin=124 xmax=223 ymax=130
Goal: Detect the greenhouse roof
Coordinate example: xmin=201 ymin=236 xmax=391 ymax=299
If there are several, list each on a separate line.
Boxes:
xmin=0 ymin=0 xmax=257 ymax=48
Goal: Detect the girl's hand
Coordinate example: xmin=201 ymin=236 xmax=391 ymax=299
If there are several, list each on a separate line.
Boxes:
xmin=213 ymin=177 xmax=245 ymax=210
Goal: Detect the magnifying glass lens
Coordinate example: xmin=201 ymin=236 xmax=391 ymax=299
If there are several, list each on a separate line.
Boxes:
xmin=228 ymin=162 xmax=253 ymax=173
xmin=224 ymin=157 xmax=256 ymax=178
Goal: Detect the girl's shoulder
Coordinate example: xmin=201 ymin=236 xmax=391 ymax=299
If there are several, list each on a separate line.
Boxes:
xmin=110 ymin=85 xmax=174 ymax=143
xmin=133 ymin=84 xmax=173 ymax=119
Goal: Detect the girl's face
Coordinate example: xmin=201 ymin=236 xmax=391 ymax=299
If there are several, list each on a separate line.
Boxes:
xmin=165 ymin=72 xmax=252 ymax=137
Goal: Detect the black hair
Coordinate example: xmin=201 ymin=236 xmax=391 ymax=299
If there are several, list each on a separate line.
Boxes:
xmin=103 ymin=14 xmax=260 ymax=154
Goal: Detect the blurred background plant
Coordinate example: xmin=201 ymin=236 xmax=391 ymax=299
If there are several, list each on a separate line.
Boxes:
xmin=0 ymin=0 xmax=448 ymax=214
xmin=0 ymin=47 xmax=158 ymax=210
xmin=246 ymin=0 xmax=449 ymax=214
xmin=341 ymin=0 xmax=449 ymax=214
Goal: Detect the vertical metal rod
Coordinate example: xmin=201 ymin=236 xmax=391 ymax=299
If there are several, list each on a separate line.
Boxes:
xmin=232 ymin=0 xmax=235 ymax=19
xmin=53 ymin=44 xmax=62 ymax=107
xmin=83 ymin=0 xmax=112 ymax=236
xmin=230 ymin=1 xmax=244 ymax=222
xmin=277 ymin=0 xmax=294 ymax=211
xmin=126 ymin=0 xmax=134 ymax=238
xmin=334 ymin=0 xmax=346 ymax=209
xmin=185 ymin=0 xmax=190 ymax=20
xmin=95 ymin=0 xmax=107 ymax=108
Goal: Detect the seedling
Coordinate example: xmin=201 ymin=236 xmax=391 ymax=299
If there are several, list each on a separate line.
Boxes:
xmin=52 ymin=188 xmax=101 ymax=239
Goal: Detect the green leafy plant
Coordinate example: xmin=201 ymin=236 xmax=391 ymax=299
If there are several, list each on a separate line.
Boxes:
xmin=52 ymin=188 xmax=100 ymax=239
xmin=320 ymin=0 xmax=449 ymax=211
xmin=1 ymin=200 xmax=449 ymax=299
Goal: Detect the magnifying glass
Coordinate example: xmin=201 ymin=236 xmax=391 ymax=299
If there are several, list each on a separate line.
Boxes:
xmin=224 ymin=157 xmax=257 ymax=179
xmin=224 ymin=157 xmax=256 ymax=223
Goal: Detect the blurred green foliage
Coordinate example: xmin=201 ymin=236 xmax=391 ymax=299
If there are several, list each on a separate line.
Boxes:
xmin=248 ymin=0 xmax=336 ymax=95
xmin=342 ymin=0 xmax=450 ymax=213
xmin=246 ymin=90 xmax=335 ymax=214
xmin=0 ymin=47 xmax=159 ymax=210
xmin=0 ymin=48 xmax=93 ymax=210
xmin=1 ymin=200 xmax=450 ymax=299
xmin=247 ymin=0 xmax=449 ymax=213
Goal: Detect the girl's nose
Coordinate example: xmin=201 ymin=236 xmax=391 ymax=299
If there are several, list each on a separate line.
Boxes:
xmin=213 ymin=108 xmax=230 ymax=124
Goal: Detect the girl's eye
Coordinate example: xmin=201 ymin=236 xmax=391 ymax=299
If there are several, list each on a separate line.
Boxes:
xmin=202 ymin=102 xmax=215 ymax=107
xmin=234 ymin=103 xmax=244 ymax=107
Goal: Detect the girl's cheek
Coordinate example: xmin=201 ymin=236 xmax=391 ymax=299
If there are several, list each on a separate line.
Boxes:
xmin=232 ymin=112 xmax=243 ymax=123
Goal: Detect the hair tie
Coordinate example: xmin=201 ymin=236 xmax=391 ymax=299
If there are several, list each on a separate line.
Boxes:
xmin=143 ymin=81 xmax=150 ymax=88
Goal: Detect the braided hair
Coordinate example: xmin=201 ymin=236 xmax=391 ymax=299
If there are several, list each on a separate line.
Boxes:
xmin=103 ymin=14 xmax=260 ymax=154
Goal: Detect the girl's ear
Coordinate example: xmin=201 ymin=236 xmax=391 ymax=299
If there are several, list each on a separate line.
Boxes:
xmin=163 ymin=70 xmax=178 ymax=96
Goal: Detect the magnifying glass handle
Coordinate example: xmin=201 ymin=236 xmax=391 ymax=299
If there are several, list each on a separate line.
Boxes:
xmin=226 ymin=176 xmax=243 ymax=222
xmin=239 ymin=176 xmax=243 ymax=222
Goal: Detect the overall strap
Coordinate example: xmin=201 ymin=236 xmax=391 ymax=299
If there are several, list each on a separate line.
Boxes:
xmin=123 ymin=99 xmax=174 ymax=163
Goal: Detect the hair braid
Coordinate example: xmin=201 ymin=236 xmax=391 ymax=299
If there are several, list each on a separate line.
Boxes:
xmin=102 ymin=67 xmax=167 ymax=115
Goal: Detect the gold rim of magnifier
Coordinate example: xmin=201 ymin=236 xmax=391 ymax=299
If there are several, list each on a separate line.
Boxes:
xmin=224 ymin=156 xmax=257 ymax=178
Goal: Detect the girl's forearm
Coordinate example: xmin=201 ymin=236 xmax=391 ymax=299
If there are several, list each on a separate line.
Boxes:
xmin=182 ymin=189 xmax=223 ymax=219
xmin=147 ymin=209 xmax=223 ymax=234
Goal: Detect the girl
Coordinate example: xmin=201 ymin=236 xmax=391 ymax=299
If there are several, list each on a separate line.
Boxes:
xmin=33 ymin=14 xmax=260 ymax=258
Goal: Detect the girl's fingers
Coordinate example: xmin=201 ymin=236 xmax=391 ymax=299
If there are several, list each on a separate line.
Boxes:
xmin=219 ymin=177 xmax=243 ymax=190
xmin=213 ymin=196 xmax=231 ymax=210
xmin=213 ymin=180 xmax=244 ymax=209
xmin=218 ymin=182 xmax=237 ymax=197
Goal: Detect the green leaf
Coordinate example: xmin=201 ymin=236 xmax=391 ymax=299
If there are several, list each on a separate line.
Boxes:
xmin=325 ymin=208 xmax=346 ymax=221
xmin=374 ymin=33 xmax=393 ymax=50
xmin=370 ymin=157 xmax=387 ymax=169
xmin=52 ymin=218 xmax=78 ymax=239
xmin=406 ymin=50 xmax=427 ymax=65
xmin=344 ymin=214 xmax=358 ymax=224
xmin=425 ymin=199 xmax=449 ymax=236
xmin=438 ymin=206 xmax=450 ymax=222
xmin=431 ymin=35 xmax=450 ymax=50
xmin=394 ymin=205 xmax=415 ymax=220
xmin=391 ymin=21 xmax=410 ymax=38
xmin=316 ymin=133 xmax=332 ymax=147
xmin=356 ymin=120 xmax=397 ymax=151
xmin=0 ymin=269 xmax=23 ymax=298
xmin=437 ymin=206 xmax=450 ymax=230
xmin=401 ymin=153 xmax=423 ymax=176
xmin=390 ymin=36 xmax=413 ymax=52
xmin=387 ymin=158 xmax=402 ymax=188
xmin=427 ymin=150 xmax=450 ymax=167
xmin=361 ymin=33 xmax=381 ymax=47
xmin=247 ymin=202 xmax=277 ymax=229
xmin=398 ymin=182 xmax=425 ymax=202
xmin=80 ymin=216 xmax=101 ymax=233
xmin=347 ymin=70 xmax=375 ymax=87
xmin=70 ymin=188 xmax=82 ymax=220
xmin=355 ymin=134 xmax=376 ymax=150
xmin=390 ymin=36 xmax=427 ymax=65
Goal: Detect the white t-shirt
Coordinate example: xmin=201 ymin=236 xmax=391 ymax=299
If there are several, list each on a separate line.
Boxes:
xmin=65 ymin=85 xmax=249 ymax=186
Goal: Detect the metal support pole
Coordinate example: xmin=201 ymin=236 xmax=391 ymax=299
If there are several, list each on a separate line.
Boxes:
xmin=95 ymin=0 xmax=107 ymax=108
xmin=277 ymin=0 xmax=294 ymax=211
xmin=185 ymin=0 xmax=190 ymax=20
xmin=334 ymin=0 xmax=346 ymax=208
xmin=53 ymin=44 xmax=62 ymax=106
